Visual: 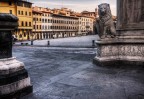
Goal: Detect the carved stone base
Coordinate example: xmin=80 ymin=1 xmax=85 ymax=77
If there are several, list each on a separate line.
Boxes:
xmin=93 ymin=39 xmax=144 ymax=67
xmin=0 ymin=57 xmax=33 ymax=99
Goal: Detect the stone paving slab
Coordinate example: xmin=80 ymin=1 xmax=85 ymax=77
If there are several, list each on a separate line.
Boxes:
xmin=12 ymin=46 xmax=144 ymax=99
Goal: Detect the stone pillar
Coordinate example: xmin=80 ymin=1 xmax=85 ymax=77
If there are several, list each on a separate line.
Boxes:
xmin=0 ymin=14 xmax=32 ymax=98
xmin=117 ymin=0 xmax=144 ymax=37
xmin=93 ymin=1 xmax=144 ymax=66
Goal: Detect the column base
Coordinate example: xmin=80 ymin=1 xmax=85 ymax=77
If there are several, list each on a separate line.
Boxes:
xmin=0 ymin=57 xmax=33 ymax=98
xmin=93 ymin=39 xmax=144 ymax=67
xmin=93 ymin=57 xmax=144 ymax=67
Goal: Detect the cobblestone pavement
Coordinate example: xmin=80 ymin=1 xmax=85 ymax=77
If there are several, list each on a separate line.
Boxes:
xmin=13 ymin=46 xmax=144 ymax=99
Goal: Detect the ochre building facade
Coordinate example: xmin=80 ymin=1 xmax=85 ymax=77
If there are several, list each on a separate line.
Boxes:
xmin=0 ymin=0 xmax=33 ymax=41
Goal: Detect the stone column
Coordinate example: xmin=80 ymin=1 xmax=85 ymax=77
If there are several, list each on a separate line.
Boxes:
xmin=93 ymin=0 xmax=144 ymax=66
xmin=117 ymin=0 xmax=144 ymax=37
xmin=0 ymin=14 xmax=32 ymax=98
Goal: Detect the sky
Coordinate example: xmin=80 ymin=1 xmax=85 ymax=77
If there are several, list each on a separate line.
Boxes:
xmin=30 ymin=0 xmax=117 ymax=16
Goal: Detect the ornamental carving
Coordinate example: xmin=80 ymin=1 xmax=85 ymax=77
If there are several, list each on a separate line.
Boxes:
xmin=97 ymin=45 xmax=144 ymax=57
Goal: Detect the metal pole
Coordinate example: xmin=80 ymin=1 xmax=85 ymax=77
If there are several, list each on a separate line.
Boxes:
xmin=47 ymin=41 xmax=50 ymax=46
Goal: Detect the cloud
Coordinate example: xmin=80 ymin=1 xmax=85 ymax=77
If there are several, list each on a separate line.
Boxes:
xmin=31 ymin=0 xmax=117 ymax=15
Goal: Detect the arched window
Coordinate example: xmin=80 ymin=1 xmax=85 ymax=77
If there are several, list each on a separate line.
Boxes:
xmin=25 ymin=22 xmax=28 ymax=26
xmin=22 ymin=21 xmax=24 ymax=26
xmin=21 ymin=11 xmax=23 ymax=15
xmin=29 ymin=22 xmax=31 ymax=26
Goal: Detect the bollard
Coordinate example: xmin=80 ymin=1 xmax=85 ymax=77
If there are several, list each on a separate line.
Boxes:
xmin=21 ymin=43 xmax=23 ymax=45
xmin=31 ymin=40 xmax=33 ymax=45
xmin=92 ymin=40 xmax=95 ymax=47
xmin=47 ymin=41 xmax=50 ymax=46
xmin=26 ymin=43 xmax=28 ymax=46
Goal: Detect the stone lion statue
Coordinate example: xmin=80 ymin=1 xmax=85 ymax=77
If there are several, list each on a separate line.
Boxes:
xmin=96 ymin=3 xmax=116 ymax=39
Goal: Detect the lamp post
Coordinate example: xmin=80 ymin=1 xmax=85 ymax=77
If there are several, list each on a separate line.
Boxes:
xmin=0 ymin=13 xmax=32 ymax=99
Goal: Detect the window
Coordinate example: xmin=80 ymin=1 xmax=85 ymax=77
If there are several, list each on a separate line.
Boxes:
xmin=18 ymin=10 xmax=20 ymax=15
xmin=45 ymin=19 xmax=47 ymax=23
xmin=29 ymin=22 xmax=31 ymax=26
xmin=22 ymin=21 xmax=24 ymax=26
xmin=45 ymin=26 xmax=47 ymax=29
xmin=21 ymin=11 xmax=23 ymax=15
xmin=33 ymin=25 xmax=35 ymax=29
xmin=9 ymin=10 xmax=12 ymax=14
xmin=25 ymin=11 xmax=27 ymax=15
xmin=25 ymin=22 xmax=28 ymax=26
xmin=29 ymin=12 xmax=31 ymax=16
xmin=42 ymin=19 xmax=44 ymax=23
xmin=24 ymin=32 xmax=26 ymax=37
xmin=50 ymin=26 xmax=52 ymax=29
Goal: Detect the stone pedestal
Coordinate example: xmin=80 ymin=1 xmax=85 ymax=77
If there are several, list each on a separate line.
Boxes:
xmin=93 ymin=0 xmax=144 ymax=66
xmin=0 ymin=58 xmax=32 ymax=99
xmin=0 ymin=13 xmax=32 ymax=98
xmin=93 ymin=39 xmax=144 ymax=66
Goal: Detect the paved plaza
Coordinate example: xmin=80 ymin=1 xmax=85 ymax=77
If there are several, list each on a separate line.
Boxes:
xmin=15 ymin=35 xmax=98 ymax=47
xmin=12 ymin=46 xmax=144 ymax=99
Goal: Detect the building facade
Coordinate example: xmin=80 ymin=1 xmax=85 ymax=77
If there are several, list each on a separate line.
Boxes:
xmin=0 ymin=0 xmax=33 ymax=41
xmin=51 ymin=14 xmax=78 ymax=38
xmin=32 ymin=10 xmax=42 ymax=40
xmin=78 ymin=16 xmax=94 ymax=35
xmin=41 ymin=11 xmax=53 ymax=39
xmin=0 ymin=0 xmax=17 ymax=15
xmin=81 ymin=8 xmax=98 ymax=18
xmin=16 ymin=0 xmax=33 ymax=41
xmin=32 ymin=6 xmax=79 ymax=39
